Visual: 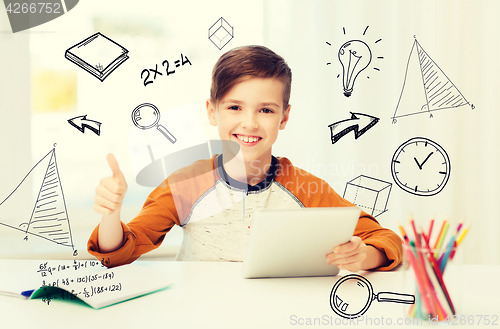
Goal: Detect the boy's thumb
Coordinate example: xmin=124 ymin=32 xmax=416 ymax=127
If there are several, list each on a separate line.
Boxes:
xmin=106 ymin=153 xmax=122 ymax=178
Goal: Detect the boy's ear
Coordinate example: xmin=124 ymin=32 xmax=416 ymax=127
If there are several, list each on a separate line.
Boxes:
xmin=279 ymin=104 xmax=291 ymax=130
xmin=206 ymin=98 xmax=217 ymax=126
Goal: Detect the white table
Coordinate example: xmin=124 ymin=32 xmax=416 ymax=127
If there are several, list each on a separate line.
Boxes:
xmin=0 ymin=260 xmax=498 ymax=329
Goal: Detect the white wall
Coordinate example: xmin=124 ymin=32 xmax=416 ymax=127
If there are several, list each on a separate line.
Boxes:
xmin=0 ymin=10 xmax=32 ymax=225
xmin=0 ymin=10 xmax=32 ymax=241
xmin=266 ymin=0 xmax=499 ymax=265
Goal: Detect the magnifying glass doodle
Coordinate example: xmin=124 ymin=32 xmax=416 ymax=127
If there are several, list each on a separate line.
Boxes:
xmin=330 ymin=274 xmax=415 ymax=319
xmin=131 ymin=103 xmax=177 ymax=144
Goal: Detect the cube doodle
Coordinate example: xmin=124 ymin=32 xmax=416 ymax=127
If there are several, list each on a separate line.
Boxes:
xmin=208 ymin=17 xmax=234 ymax=50
xmin=343 ymin=175 xmax=391 ymax=217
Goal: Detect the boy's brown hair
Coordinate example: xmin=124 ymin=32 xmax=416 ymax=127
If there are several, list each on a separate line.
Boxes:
xmin=210 ymin=45 xmax=292 ymax=109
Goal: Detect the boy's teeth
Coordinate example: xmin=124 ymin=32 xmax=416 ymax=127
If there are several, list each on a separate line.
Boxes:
xmin=237 ymin=135 xmax=258 ymax=143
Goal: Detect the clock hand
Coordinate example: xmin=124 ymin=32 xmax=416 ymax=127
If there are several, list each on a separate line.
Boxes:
xmin=414 ymin=157 xmax=422 ymax=170
xmin=419 ymin=152 xmax=434 ymax=168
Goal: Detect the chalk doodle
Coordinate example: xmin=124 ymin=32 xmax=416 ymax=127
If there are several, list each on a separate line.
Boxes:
xmin=140 ymin=53 xmax=192 ymax=87
xmin=0 ymin=145 xmax=76 ymax=255
xmin=391 ymin=37 xmax=473 ymax=123
xmin=343 ymin=175 xmax=391 ymax=218
xmin=391 ymin=137 xmax=451 ymax=196
xmin=209 ymin=17 xmax=234 ymax=50
xmin=326 ymin=26 xmax=383 ymax=97
xmin=132 ymin=103 xmax=177 ymax=144
xmin=67 ymin=115 xmax=102 ymax=136
xmin=65 ymin=32 xmax=129 ymax=82
xmin=330 ymin=274 xmax=415 ymax=319
xmin=328 ymin=112 xmax=379 ymax=144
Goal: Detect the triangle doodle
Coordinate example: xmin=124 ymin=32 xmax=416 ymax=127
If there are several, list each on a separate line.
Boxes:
xmin=391 ymin=39 xmax=472 ymax=122
xmin=0 ymin=146 xmax=75 ymax=251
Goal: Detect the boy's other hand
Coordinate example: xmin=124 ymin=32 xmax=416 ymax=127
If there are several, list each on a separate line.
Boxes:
xmin=93 ymin=154 xmax=128 ymax=216
xmin=326 ymin=236 xmax=367 ymax=273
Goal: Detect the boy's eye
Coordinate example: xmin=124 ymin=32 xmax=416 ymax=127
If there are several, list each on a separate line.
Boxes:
xmin=261 ymin=108 xmax=274 ymax=114
xmin=228 ymin=105 xmax=240 ymax=110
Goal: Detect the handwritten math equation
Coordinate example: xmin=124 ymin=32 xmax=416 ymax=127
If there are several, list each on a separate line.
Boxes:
xmin=41 ymin=270 xmax=115 ymax=287
xmin=40 ymin=281 xmax=122 ymax=305
xmin=35 ymin=259 xmax=116 ymax=305
xmin=37 ymin=259 xmax=109 ymax=277
xmin=141 ymin=53 xmax=192 ymax=87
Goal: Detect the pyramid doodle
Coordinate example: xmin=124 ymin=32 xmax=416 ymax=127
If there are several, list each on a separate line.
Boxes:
xmin=0 ymin=147 xmax=75 ymax=250
xmin=391 ymin=39 xmax=471 ymax=122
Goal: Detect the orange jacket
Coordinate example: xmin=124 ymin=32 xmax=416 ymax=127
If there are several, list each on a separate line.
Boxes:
xmin=88 ymin=155 xmax=402 ymax=270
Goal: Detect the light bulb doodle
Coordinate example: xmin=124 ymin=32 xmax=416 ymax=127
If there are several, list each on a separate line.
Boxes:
xmin=326 ymin=26 xmax=383 ymax=97
xmin=330 ymin=274 xmax=415 ymax=319
xmin=338 ymin=40 xmax=372 ymax=97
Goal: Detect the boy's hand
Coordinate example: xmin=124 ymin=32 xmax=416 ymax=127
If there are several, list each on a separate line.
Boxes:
xmin=326 ymin=236 xmax=367 ymax=273
xmin=93 ymin=154 xmax=128 ymax=216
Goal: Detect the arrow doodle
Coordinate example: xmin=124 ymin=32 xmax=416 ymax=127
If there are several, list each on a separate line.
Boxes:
xmin=328 ymin=112 xmax=379 ymax=144
xmin=68 ymin=115 xmax=102 ymax=136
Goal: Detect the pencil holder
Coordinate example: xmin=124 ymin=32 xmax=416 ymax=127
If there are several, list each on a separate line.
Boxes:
xmin=402 ymin=244 xmax=462 ymax=324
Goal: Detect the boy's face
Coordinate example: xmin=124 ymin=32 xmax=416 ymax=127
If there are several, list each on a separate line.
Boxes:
xmin=207 ymin=77 xmax=291 ymax=164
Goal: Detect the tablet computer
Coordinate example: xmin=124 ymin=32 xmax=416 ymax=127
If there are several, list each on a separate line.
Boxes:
xmin=241 ymin=207 xmax=361 ymax=279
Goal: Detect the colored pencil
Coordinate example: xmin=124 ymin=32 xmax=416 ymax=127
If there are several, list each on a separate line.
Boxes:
xmin=421 ymin=231 xmax=456 ymax=315
xmin=404 ymin=233 xmax=432 ymax=315
xmin=455 ymin=218 xmax=464 ymax=236
xmin=433 ymin=219 xmax=447 ymax=251
xmin=434 ymin=220 xmax=449 ymax=258
xmin=427 ymin=217 xmax=435 ymax=244
xmin=440 ymin=235 xmax=456 ymax=273
xmin=398 ymin=221 xmax=408 ymax=239
xmin=404 ymin=216 xmax=469 ymax=320
xmin=447 ymin=220 xmax=463 ymax=260
xmin=456 ymin=225 xmax=469 ymax=246
xmin=419 ymin=226 xmax=448 ymax=319
xmin=410 ymin=217 xmax=443 ymax=317
xmin=450 ymin=223 xmax=469 ymax=260
xmin=404 ymin=238 xmax=434 ymax=318
xmin=449 ymin=240 xmax=458 ymax=260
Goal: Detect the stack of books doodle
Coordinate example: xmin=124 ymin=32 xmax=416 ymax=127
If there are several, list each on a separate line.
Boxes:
xmin=65 ymin=32 xmax=129 ymax=82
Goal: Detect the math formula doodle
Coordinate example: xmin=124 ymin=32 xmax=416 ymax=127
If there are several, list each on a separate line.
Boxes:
xmin=30 ymin=260 xmax=171 ymax=309
xmin=32 ymin=260 xmax=122 ymax=307
xmin=141 ymin=53 xmax=192 ymax=87
xmin=39 ymin=272 xmax=120 ymax=304
xmin=37 ymin=260 xmax=106 ymax=277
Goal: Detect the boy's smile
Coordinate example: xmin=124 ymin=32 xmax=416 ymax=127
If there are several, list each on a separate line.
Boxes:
xmin=234 ymin=134 xmax=261 ymax=145
xmin=207 ymin=77 xmax=291 ymax=166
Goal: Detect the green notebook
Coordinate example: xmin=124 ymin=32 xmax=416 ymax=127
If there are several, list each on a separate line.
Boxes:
xmin=29 ymin=264 xmax=172 ymax=309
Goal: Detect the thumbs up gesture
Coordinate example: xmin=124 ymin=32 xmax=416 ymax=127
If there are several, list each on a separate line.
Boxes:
xmin=93 ymin=154 xmax=128 ymax=216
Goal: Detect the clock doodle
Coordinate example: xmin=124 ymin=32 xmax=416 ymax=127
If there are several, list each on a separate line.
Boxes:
xmin=391 ymin=137 xmax=451 ymax=196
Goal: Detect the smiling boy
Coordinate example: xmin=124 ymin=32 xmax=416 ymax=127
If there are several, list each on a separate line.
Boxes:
xmin=207 ymin=76 xmax=288 ymax=186
xmin=88 ymin=45 xmax=402 ymax=271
